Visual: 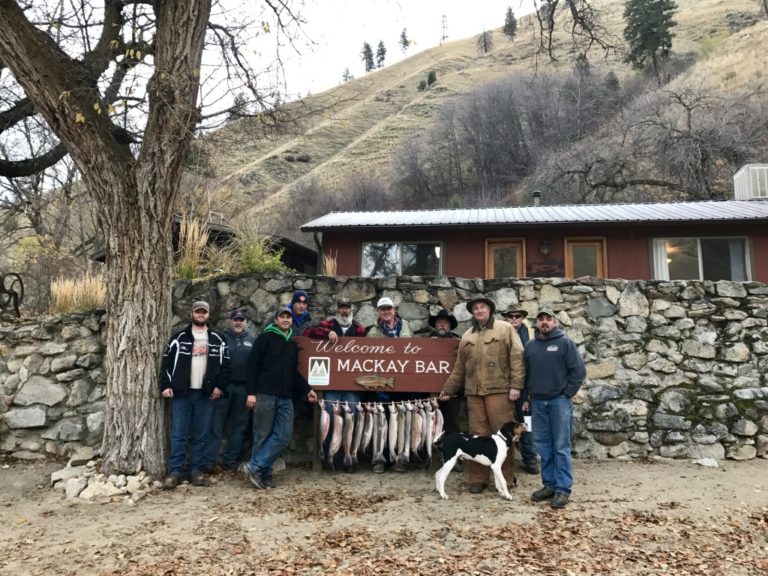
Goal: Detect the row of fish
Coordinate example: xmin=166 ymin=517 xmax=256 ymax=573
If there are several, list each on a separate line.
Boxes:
xmin=318 ymin=398 xmax=444 ymax=471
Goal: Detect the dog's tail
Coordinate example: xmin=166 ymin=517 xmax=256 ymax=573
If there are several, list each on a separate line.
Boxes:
xmin=433 ymin=430 xmax=445 ymax=449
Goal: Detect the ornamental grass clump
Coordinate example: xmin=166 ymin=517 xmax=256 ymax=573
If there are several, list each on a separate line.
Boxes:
xmin=176 ymin=216 xmax=209 ymax=279
xmin=234 ymin=219 xmax=290 ymax=274
xmin=50 ymin=272 xmax=106 ymax=314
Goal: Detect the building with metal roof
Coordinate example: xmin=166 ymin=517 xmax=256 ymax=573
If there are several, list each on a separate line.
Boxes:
xmin=301 ymin=199 xmax=768 ymax=282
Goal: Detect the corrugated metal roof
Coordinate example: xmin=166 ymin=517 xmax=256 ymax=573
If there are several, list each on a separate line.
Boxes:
xmin=300 ymin=200 xmax=768 ymax=231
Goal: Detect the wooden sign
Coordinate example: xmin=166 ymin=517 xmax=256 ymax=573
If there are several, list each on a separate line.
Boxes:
xmin=296 ymin=336 xmax=459 ymax=393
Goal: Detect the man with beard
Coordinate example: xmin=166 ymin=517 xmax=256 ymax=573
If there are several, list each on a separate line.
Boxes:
xmin=525 ymin=307 xmax=585 ymax=509
xmin=305 ymin=297 xmax=367 ymax=472
xmin=160 ymin=301 xmax=230 ymax=489
xmin=203 ymin=307 xmax=255 ymax=472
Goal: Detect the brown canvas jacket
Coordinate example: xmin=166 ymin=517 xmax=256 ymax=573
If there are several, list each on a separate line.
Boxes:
xmin=442 ymin=317 xmax=525 ymax=396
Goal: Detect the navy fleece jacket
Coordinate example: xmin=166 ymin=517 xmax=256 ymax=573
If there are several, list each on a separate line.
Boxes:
xmin=523 ymin=327 xmax=586 ymax=400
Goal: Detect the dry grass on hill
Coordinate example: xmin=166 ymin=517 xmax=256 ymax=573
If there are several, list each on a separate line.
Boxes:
xmin=197 ymin=0 xmax=766 ymax=232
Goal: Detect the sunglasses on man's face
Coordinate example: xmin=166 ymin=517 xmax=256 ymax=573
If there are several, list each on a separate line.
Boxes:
xmin=507 ymin=314 xmax=523 ymax=320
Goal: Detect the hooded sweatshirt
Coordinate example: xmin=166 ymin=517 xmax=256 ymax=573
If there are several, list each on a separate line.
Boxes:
xmin=523 ymin=326 xmax=586 ymax=400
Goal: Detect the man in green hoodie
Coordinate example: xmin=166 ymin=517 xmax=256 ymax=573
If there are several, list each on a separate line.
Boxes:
xmin=242 ymin=306 xmax=318 ymax=489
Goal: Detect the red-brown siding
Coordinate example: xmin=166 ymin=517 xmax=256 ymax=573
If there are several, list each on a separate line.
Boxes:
xmin=321 ymin=222 xmax=768 ymax=282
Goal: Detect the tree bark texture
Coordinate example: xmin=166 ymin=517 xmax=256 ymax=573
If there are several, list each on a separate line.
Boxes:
xmin=0 ymin=0 xmax=212 ymax=476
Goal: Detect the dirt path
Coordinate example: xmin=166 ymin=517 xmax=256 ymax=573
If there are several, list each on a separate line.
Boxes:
xmin=1 ymin=456 xmax=766 ymax=575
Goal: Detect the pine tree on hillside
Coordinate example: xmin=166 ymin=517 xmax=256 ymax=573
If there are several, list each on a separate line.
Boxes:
xmin=399 ymin=28 xmax=410 ymax=53
xmin=623 ymin=0 xmax=678 ymax=84
xmin=441 ymin=14 xmax=448 ymax=44
xmin=477 ymin=29 xmax=494 ymax=55
xmin=503 ymin=7 xmax=517 ymax=40
xmin=342 ymin=67 xmax=354 ymax=82
xmin=376 ymin=40 xmax=387 ymax=68
xmin=361 ymin=42 xmax=375 ymax=73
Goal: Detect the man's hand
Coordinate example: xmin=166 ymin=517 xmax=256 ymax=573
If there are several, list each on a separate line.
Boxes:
xmin=246 ymin=394 xmax=256 ymax=410
xmin=508 ymin=388 xmax=521 ymax=402
xmin=328 ymin=331 xmax=339 ymax=344
xmin=161 ymin=388 xmax=174 ymax=399
xmin=210 ymin=387 xmax=223 ymax=401
xmin=438 ymin=390 xmax=451 ymax=402
xmin=307 ymin=390 xmax=318 ymax=403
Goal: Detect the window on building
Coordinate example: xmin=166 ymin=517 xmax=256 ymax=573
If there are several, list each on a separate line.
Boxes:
xmin=565 ymin=238 xmax=606 ymax=278
xmin=653 ymin=237 xmax=750 ymax=281
xmin=361 ymin=242 xmax=441 ymax=276
xmin=486 ymin=240 xmax=525 ymax=278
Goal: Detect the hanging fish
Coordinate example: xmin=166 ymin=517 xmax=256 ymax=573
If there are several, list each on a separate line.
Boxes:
xmin=396 ymin=401 xmax=407 ymax=464
xmin=318 ymin=399 xmax=330 ymax=461
xmin=388 ymin=402 xmax=399 ymax=464
xmin=342 ymin=401 xmax=355 ymax=470
xmin=419 ymin=400 xmax=429 ymax=453
xmin=403 ymin=400 xmax=413 ymax=464
xmin=410 ymin=401 xmax=423 ymax=461
xmin=351 ymin=402 xmax=365 ymax=465
xmin=423 ymin=399 xmax=435 ymax=468
xmin=431 ymin=397 xmax=444 ymax=440
xmin=373 ymin=403 xmax=388 ymax=467
xmin=360 ymin=402 xmax=375 ymax=457
xmin=326 ymin=403 xmax=344 ymax=471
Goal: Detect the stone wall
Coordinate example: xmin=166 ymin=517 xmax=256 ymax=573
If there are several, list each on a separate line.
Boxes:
xmin=2 ymin=273 xmax=767 ymax=462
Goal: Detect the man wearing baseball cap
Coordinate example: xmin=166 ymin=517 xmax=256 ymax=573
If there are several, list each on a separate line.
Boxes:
xmin=525 ymin=306 xmax=586 ymax=509
xmin=203 ymin=307 xmax=255 ymax=472
xmin=160 ymin=300 xmax=230 ymax=489
xmin=367 ymin=296 xmax=414 ymax=473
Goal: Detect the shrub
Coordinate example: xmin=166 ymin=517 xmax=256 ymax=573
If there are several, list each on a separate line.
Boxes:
xmin=50 ymin=272 xmax=106 ymax=314
xmin=427 ymin=70 xmax=437 ymax=85
xmin=417 ymin=80 xmax=427 ymax=91
xmin=175 ymin=215 xmax=209 ymax=279
xmin=234 ymin=218 xmax=291 ymax=274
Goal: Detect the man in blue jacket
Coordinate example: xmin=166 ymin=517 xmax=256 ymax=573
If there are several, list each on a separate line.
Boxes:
xmin=160 ymin=300 xmax=230 ymax=489
xmin=524 ymin=306 xmax=586 ymax=509
xmin=203 ymin=307 xmax=255 ymax=472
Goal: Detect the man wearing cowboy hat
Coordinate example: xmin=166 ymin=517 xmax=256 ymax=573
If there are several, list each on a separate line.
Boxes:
xmin=428 ymin=309 xmax=460 ymax=339
xmin=502 ymin=303 xmax=539 ymax=475
xmin=439 ymin=294 xmax=525 ymax=494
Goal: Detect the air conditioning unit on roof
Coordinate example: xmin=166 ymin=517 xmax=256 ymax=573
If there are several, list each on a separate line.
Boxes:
xmin=733 ymin=164 xmax=768 ymax=200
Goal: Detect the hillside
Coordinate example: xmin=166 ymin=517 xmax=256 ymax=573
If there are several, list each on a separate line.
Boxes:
xmin=197 ymin=0 xmax=767 ymax=242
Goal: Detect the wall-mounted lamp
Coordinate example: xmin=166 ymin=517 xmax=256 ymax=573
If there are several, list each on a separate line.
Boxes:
xmin=540 ymin=240 xmax=551 ymax=257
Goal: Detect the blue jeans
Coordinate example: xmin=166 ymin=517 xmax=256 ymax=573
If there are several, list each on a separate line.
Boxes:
xmin=323 ymin=391 xmax=361 ymax=463
xmin=169 ymin=389 xmax=214 ymax=476
xmin=532 ymin=395 xmax=574 ymax=494
xmin=248 ymin=394 xmax=294 ymax=477
xmin=204 ymin=382 xmax=249 ymax=469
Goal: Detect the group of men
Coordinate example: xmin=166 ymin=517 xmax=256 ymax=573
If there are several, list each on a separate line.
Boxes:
xmin=159 ymin=290 xmax=586 ymax=508
xmin=439 ymin=296 xmax=586 ymax=509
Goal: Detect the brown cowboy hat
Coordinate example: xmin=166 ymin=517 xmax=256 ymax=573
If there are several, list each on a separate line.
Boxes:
xmin=465 ymin=294 xmax=496 ymax=315
xmin=501 ymin=303 xmax=528 ymax=318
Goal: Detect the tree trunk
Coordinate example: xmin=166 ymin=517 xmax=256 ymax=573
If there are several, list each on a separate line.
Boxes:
xmin=99 ymin=174 xmax=176 ymax=477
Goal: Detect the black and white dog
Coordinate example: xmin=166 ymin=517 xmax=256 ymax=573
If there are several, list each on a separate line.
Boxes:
xmin=433 ymin=421 xmax=526 ymax=500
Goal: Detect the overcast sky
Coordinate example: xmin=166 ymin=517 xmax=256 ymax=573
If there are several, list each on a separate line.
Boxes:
xmin=276 ymin=0 xmax=537 ymax=98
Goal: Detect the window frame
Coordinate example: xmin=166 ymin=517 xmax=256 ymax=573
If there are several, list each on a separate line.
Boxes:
xmin=564 ymin=237 xmax=607 ymax=279
xmin=652 ymin=236 xmax=751 ymax=281
xmin=360 ymin=240 xmax=443 ymax=277
xmin=485 ymin=238 xmax=526 ymax=279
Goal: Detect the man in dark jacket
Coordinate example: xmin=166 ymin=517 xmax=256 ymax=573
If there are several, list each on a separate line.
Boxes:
xmin=290 ymin=289 xmax=314 ymax=333
xmin=524 ymin=306 xmax=586 ymax=509
xmin=160 ymin=300 xmax=230 ymax=489
xmin=203 ymin=307 xmax=255 ymax=472
xmin=242 ymin=306 xmax=318 ymax=489
xmin=304 ymin=297 xmax=367 ymax=472
xmin=502 ymin=303 xmax=539 ymax=475
xmin=429 ymin=309 xmax=466 ymax=437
